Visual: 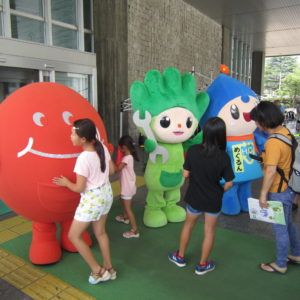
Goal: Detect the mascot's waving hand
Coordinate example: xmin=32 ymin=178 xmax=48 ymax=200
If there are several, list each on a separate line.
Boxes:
xmin=130 ymin=68 xmax=209 ymax=228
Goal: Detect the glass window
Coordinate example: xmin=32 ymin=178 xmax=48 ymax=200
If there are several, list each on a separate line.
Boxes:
xmin=0 ymin=67 xmax=39 ymax=103
xmin=55 ymin=72 xmax=91 ymax=102
xmin=10 ymin=0 xmax=43 ymax=17
xmin=52 ymin=25 xmax=77 ymax=49
xmin=11 ymin=15 xmax=45 ymax=43
xmin=83 ymin=0 xmax=92 ymax=30
xmin=84 ymin=32 xmax=92 ymax=52
xmin=51 ymin=0 xmax=77 ymax=26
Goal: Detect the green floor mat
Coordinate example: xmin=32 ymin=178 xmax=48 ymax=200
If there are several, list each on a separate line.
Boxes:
xmin=1 ymin=202 xmax=300 ymax=300
xmin=0 ymin=200 xmax=11 ymax=215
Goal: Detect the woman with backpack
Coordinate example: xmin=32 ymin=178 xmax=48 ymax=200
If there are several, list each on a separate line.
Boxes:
xmin=250 ymin=101 xmax=300 ymax=274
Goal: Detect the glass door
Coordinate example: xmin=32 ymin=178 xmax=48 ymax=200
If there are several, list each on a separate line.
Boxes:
xmin=55 ymin=71 xmax=91 ymax=102
xmin=0 ymin=66 xmax=39 ymax=103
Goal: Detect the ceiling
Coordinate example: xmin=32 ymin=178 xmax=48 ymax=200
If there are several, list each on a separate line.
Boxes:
xmin=184 ymin=0 xmax=300 ymax=57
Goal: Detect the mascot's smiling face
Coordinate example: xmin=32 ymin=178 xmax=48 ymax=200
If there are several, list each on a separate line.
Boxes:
xmin=218 ymin=95 xmax=259 ymax=136
xmin=152 ymin=107 xmax=198 ymax=143
xmin=0 ymin=82 xmax=111 ymax=222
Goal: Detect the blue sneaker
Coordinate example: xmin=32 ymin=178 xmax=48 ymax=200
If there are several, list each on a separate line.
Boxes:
xmin=168 ymin=251 xmax=186 ymax=267
xmin=195 ymin=261 xmax=216 ymax=275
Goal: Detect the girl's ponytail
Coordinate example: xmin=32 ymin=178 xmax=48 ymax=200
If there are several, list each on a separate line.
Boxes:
xmin=94 ymin=139 xmax=106 ymax=172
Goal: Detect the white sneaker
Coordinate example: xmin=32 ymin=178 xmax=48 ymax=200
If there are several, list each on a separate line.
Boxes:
xmin=88 ymin=270 xmax=111 ymax=284
xmin=109 ymin=270 xmax=117 ymax=280
xmin=115 ymin=215 xmax=130 ymax=224
xmin=123 ymin=229 xmax=140 ymax=239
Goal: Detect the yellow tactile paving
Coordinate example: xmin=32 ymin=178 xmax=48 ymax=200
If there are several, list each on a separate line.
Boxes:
xmin=0 ymin=230 xmax=19 ymax=243
xmin=0 ymin=248 xmax=96 ymax=300
xmin=0 ymin=215 xmax=32 ymax=243
xmin=0 ymin=252 xmax=25 ymax=274
xmin=4 ymin=264 xmax=46 ymax=288
xmin=22 ymin=275 xmax=66 ymax=299
xmin=10 ymin=221 xmax=32 ymax=235
xmin=0 ymin=248 xmax=9 ymax=259
xmin=0 ymin=216 xmax=28 ymax=228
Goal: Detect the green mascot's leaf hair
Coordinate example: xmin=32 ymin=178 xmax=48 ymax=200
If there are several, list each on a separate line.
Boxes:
xmin=130 ymin=67 xmax=209 ymax=121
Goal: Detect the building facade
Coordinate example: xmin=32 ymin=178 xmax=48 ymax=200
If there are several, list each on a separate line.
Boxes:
xmin=1 ymin=0 xmax=256 ymax=146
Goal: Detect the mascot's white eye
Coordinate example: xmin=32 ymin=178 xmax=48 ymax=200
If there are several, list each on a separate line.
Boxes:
xmin=160 ymin=116 xmax=171 ymax=128
xmin=33 ymin=112 xmax=45 ymax=127
xmin=186 ymin=117 xmax=193 ymax=128
xmin=62 ymin=111 xmax=73 ymax=125
xmin=230 ymin=104 xmax=240 ymax=120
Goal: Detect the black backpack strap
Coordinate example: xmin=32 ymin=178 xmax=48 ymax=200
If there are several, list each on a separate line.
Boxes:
xmin=276 ymin=167 xmax=289 ymax=193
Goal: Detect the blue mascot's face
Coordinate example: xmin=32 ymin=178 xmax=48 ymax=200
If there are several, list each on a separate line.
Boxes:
xmin=218 ymin=95 xmax=259 ymax=136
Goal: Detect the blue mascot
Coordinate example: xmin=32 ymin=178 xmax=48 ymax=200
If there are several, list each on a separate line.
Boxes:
xmin=201 ymin=70 xmax=266 ymax=215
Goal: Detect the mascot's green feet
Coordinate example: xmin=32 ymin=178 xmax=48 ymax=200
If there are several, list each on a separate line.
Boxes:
xmin=143 ymin=205 xmax=186 ymax=228
xmin=143 ymin=207 xmax=167 ymax=228
xmin=162 ymin=205 xmax=186 ymax=223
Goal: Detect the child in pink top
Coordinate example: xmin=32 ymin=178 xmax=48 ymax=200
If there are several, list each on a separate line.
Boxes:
xmin=115 ymin=136 xmax=140 ymax=238
xmin=53 ymin=119 xmax=116 ymax=284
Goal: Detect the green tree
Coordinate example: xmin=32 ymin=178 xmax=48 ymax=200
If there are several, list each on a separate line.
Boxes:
xmin=279 ymin=69 xmax=300 ymax=107
xmin=264 ymin=56 xmax=298 ymax=96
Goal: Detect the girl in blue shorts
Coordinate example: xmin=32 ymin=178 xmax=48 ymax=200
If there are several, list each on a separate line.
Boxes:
xmin=53 ymin=119 xmax=116 ymax=284
xmin=168 ymin=117 xmax=234 ymax=275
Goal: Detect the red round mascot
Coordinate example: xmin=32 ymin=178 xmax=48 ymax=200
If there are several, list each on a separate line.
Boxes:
xmin=0 ymin=82 xmax=113 ymax=265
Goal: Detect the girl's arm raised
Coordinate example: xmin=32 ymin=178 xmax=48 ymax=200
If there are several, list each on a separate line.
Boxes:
xmin=53 ymin=174 xmax=86 ymax=193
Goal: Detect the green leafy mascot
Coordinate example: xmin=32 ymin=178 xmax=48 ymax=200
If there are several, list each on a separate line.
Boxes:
xmin=130 ymin=68 xmax=210 ymax=227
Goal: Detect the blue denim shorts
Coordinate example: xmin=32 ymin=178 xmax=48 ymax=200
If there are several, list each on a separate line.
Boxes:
xmin=186 ymin=204 xmax=221 ymax=217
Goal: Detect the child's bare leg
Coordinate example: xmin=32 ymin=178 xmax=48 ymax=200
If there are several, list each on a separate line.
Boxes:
xmin=123 ymin=199 xmax=138 ymax=232
xmin=92 ymin=214 xmax=113 ymax=270
xmin=68 ymin=220 xmax=103 ymax=274
xmin=120 ymin=198 xmax=128 ymax=219
xmin=178 ymin=212 xmax=200 ymax=257
xmin=199 ymin=214 xmax=218 ymax=264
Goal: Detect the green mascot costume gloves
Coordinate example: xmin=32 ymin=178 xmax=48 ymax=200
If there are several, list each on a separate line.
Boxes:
xmin=130 ymin=67 xmax=209 ymax=227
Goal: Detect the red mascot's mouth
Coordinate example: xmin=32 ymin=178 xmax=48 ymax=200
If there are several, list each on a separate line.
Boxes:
xmin=17 ymin=137 xmax=80 ymax=158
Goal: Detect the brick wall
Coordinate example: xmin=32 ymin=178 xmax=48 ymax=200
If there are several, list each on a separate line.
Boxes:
xmin=126 ymin=0 xmax=222 ymax=138
xmin=128 ymin=0 xmax=222 ymax=84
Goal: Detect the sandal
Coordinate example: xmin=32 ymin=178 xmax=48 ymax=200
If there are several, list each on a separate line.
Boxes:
xmin=107 ymin=267 xmax=117 ymax=280
xmin=115 ymin=215 xmax=130 ymax=224
xmin=88 ymin=268 xmax=111 ymax=284
xmin=287 ymin=256 xmax=300 ymax=265
xmin=259 ymin=263 xmax=287 ymax=275
xmin=123 ymin=229 xmax=140 ymax=239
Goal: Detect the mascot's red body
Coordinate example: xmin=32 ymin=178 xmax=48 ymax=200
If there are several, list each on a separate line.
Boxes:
xmin=0 ymin=82 xmax=113 ymax=264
